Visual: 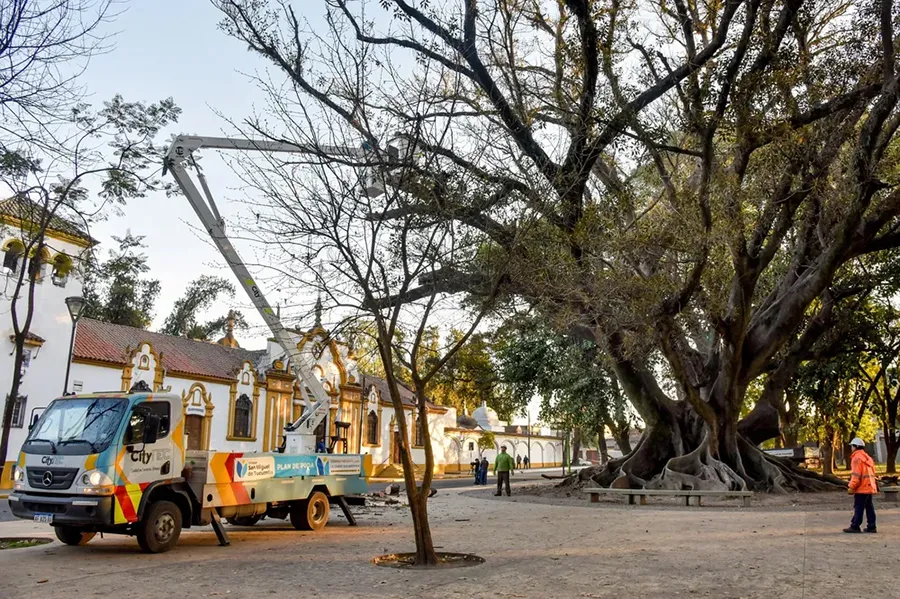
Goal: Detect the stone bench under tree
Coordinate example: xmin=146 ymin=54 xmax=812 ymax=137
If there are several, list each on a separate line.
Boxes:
xmin=584 ymin=487 xmax=753 ymax=507
xmin=881 ymin=487 xmax=900 ymax=503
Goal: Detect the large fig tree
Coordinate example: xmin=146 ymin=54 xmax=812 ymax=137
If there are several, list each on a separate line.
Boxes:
xmin=214 ymin=0 xmax=900 ymax=491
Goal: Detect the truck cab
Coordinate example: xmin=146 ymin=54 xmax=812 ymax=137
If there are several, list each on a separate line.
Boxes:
xmin=8 ymin=390 xmax=186 ymax=550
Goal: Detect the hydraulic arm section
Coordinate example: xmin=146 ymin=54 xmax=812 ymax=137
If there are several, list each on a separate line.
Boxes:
xmin=163 ymin=134 xmax=389 ymax=453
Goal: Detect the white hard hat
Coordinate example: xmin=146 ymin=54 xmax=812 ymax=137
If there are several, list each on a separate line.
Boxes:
xmin=850 ymin=438 xmax=866 ymax=448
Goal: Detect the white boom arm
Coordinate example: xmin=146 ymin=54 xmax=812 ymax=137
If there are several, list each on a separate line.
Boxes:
xmin=163 ymin=134 xmax=385 ymax=453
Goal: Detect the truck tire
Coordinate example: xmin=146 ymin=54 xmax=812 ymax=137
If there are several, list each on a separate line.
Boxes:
xmin=227 ymin=515 xmax=262 ymax=526
xmin=136 ymin=500 xmax=182 ymax=553
xmin=54 ymin=526 xmax=95 ymax=546
xmin=289 ymin=491 xmax=329 ymax=531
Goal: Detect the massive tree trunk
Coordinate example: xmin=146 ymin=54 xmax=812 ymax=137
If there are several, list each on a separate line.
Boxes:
xmin=569 ymin=336 xmax=844 ymax=493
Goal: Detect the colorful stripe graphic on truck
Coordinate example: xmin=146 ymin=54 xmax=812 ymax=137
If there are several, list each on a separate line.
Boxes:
xmin=113 ymin=483 xmax=150 ymax=524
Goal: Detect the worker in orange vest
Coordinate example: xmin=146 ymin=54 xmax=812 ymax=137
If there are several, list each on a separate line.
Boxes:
xmin=843 ymin=438 xmax=877 ymax=534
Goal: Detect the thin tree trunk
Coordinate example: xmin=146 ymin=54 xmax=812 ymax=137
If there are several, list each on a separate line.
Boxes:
xmin=886 ymin=432 xmax=899 ymax=475
xmin=571 ymin=428 xmax=582 ymax=464
xmin=597 ymin=426 xmax=609 ymax=464
xmin=376 ymin=342 xmax=438 ymax=566
xmin=821 ymin=426 xmax=835 ymax=477
xmin=0 ymin=234 xmax=44 ymax=473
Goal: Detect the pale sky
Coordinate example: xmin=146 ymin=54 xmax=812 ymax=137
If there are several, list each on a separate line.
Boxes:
xmin=83 ymin=1 xmax=304 ymax=348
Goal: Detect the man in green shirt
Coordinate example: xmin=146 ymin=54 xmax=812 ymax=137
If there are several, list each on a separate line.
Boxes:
xmin=494 ymin=445 xmax=515 ymax=496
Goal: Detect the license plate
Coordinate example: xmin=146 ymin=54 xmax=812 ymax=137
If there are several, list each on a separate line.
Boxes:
xmin=33 ymin=513 xmax=53 ymax=524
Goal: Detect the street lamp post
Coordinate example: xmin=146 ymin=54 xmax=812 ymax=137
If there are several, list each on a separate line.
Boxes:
xmin=527 ymin=408 xmax=531 ymax=467
xmin=63 ymin=296 xmax=85 ymax=395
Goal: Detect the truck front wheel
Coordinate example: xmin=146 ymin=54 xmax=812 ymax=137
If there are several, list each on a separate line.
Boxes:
xmin=136 ymin=500 xmax=182 ymax=553
xmin=54 ymin=525 xmax=95 ymax=546
xmin=289 ymin=491 xmax=329 ymax=531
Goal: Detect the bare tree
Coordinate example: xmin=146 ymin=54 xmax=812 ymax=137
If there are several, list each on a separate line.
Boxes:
xmin=203 ymin=14 xmax=499 ymax=558
xmin=0 ymin=0 xmax=116 ymax=152
xmin=215 ymin=0 xmax=900 ymax=492
xmin=0 ymin=95 xmax=180 ymax=477
xmin=226 ymin=109 xmax=497 ymax=563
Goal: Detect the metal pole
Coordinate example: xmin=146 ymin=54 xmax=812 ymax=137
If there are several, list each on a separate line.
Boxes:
xmin=62 ymin=321 xmax=77 ymax=394
xmin=357 ymin=374 xmax=365 ymax=453
xmin=527 ymin=408 xmax=532 ymax=466
xmin=562 ymin=429 xmax=566 ymax=476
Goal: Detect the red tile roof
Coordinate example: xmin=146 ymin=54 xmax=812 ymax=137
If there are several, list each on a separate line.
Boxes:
xmin=74 ymin=318 xmax=266 ymax=381
xmin=0 ymin=195 xmax=96 ymax=244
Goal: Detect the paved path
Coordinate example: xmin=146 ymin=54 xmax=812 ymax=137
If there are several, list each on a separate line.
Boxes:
xmin=1 ymin=483 xmax=898 ymax=599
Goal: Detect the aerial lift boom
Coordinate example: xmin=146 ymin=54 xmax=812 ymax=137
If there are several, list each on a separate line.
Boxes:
xmin=163 ymin=134 xmax=388 ymax=453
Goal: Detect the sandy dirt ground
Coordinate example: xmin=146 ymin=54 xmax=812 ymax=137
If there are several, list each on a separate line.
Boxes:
xmin=0 ymin=483 xmax=897 ymax=599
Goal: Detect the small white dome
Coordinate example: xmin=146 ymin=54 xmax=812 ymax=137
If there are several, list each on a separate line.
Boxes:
xmin=473 ymin=401 xmax=500 ymax=430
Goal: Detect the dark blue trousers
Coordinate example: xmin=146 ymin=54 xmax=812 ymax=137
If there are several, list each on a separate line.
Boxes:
xmin=850 ymin=493 xmax=876 ymax=530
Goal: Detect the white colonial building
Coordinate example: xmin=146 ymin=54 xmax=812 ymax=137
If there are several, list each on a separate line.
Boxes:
xmin=443 ymin=402 xmax=565 ymax=472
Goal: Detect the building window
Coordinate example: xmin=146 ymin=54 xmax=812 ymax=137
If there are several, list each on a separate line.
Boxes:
xmin=9 ymin=395 xmax=26 ymax=428
xmin=2 ymin=239 xmax=24 ymax=273
xmin=468 ymin=441 xmax=474 ymax=451
xmin=366 ymin=410 xmax=379 ymax=445
xmin=51 ymin=253 xmax=73 ymax=287
xmin=233 ymin=394 xmax=251 ymax=438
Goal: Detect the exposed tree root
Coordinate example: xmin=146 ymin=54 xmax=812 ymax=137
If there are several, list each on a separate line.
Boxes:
xmin=647 ymin=433 xmax=747 ymax=491
xmin=557 ymin=427 xmax=846 ymax=494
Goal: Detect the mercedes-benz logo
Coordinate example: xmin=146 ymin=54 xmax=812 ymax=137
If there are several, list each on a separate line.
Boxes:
xmin=42 ymin=471 xmax=53 ymax=487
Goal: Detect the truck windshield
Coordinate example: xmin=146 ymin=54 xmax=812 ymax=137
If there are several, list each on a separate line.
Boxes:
xmin=23 ymin=397 xmax=128 ymax=455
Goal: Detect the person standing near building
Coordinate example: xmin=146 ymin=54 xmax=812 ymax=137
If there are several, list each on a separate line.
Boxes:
xmin=480 ymin=456 xmax=489 ymax=485
xmin=494 ymin=445 xmax=515 ymax=496
xmin=844 ymin=437 xmax=877 ymax=534
xmin=524 ymin=455 xmax=530 ymax=469
xmin=516 ymin=454 xmax=522 ymax=471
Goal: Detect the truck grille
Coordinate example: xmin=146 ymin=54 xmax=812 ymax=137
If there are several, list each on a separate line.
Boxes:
xmin=26 ymin=467 xmax=78 ymax=490
xmin=22 ymin=502 xmax=67 ymax=514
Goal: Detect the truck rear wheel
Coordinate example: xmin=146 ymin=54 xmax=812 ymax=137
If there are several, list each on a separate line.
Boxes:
xmin=289 ymin=491 xmax=329 ymax=531
xmin=136 ymin=500 xmax=182 ymax=553
xmin=54 ymin=526 xmax=95 ymax=546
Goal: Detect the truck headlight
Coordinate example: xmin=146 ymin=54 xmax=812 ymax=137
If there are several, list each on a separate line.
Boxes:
xmin=12 ymin=465 xmax=24 ymax=482
xmin=77 ymin=469 xmax=114 ymax=495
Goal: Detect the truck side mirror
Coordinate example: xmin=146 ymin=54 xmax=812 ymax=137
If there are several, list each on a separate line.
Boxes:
xmin=143 ymin=414 xmax=161 ymax=445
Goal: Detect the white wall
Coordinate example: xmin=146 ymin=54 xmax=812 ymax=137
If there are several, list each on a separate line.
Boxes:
xmin=0 ymin=232 xmax=88 ymax=463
